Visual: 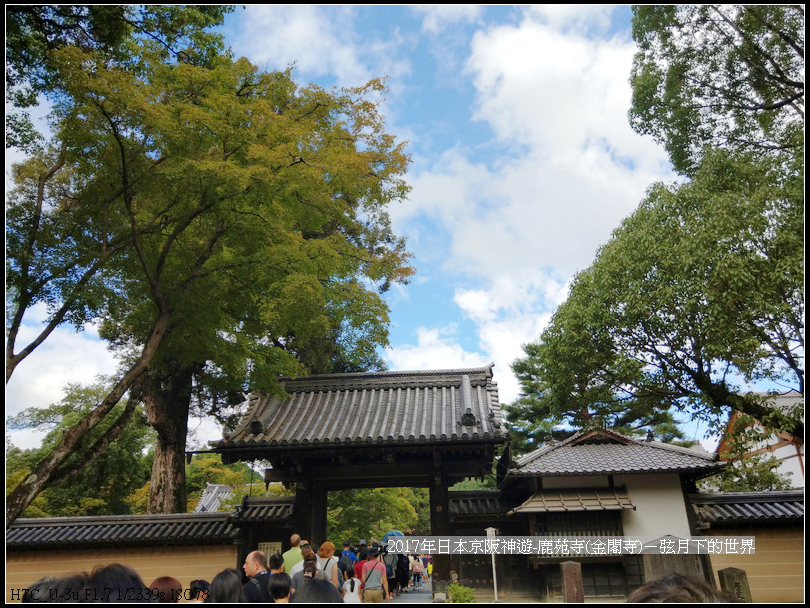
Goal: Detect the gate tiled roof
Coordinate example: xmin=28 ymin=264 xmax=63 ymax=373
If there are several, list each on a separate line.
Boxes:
xmin=512 ymin=429 xmax=723 ymax=478
xmin=211 ymin=365 xmax=505 ymax=450
xmin=689 ymin=491 xmax=804 ymax=526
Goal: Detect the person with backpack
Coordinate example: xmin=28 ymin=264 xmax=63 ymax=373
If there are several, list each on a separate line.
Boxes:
xmin=411 ymin=554 xmax=424 ymax=590
xmin=360 ymin=546 xmax=389 ymax=603
xmin=338 ymin=541 xmax=357 ymax=578
xmin=382 ymin=548 xmax=398 ymax=600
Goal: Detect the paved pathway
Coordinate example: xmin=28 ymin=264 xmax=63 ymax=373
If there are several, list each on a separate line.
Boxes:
xmin=389 ymin=582 xmax=434 ymax=603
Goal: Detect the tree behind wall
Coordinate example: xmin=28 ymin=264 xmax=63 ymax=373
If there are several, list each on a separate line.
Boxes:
xmin=6 ymin=378 xmax=154 ymax=517
xmin=6 ymin=38 xmax=412 ymax=522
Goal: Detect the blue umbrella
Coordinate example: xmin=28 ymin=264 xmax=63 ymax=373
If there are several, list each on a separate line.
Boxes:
xmin=382 ymin=530 xmax=404 ymax=544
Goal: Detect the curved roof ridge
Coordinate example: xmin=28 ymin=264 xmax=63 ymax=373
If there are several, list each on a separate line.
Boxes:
xmin=282 ymin=363 xmax=495 ymax=383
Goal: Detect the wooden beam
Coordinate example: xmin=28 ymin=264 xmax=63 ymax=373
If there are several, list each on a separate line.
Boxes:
xmin=264 ymin=460 xmax=484 ymax=484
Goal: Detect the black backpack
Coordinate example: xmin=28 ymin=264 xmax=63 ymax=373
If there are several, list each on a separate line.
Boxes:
xmin=383 ymin=554 xmax=396 ymax=578
xmin=339 ymin=553 xmax=354 ymax=574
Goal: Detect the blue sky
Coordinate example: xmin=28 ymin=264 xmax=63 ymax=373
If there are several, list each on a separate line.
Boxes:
xmin=10 ymin=6 xmax=721 ymax=449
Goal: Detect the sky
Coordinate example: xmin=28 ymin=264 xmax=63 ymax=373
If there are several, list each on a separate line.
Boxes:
xmin=7 ymin=5 xmax=723 ymax=451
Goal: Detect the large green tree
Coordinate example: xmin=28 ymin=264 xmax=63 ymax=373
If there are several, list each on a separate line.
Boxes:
xmin=510 ymin=147 xmax=803 ymax=446
xmin=6 ymin=37 xmax=412 ymax=524
xmin=509 ymin=5 xmax=804 ymax=453
xmin=629 ymin=5 xmax=804 ymax=175
xmin=6 ymin=5 xmax=232 ymax=151
xmin=505 ymin=277 xmax=684 ymax=453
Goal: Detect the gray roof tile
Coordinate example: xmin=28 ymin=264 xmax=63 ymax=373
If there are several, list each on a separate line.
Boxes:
xmin=6 ymin=512 xmax=239 ymax=549
xmin=449 ymin=491 xmax=508 ymax=518
xmin=512 ymin=429 xmax=723 ymax=477
xmin=7 ymin=497 xmax=295 ymax=550
xmin=211 ymin=365 xmax=505 ymax=450
xmin=511 ymin=488 xmax=635 ymax=513
xmin=690 ymin=491 xmax=804 ymax=525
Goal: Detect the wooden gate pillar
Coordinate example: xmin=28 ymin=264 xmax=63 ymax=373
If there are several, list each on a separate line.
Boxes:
xmin=430 ymin=472 xmax=451 ymax=582
xmin=293 ymin=480 xmax=312 ymax=541
xmin=293 ymin=479 xmax=328 ymax=544
xmin=312 ymin=483 xmax=328 ymax=544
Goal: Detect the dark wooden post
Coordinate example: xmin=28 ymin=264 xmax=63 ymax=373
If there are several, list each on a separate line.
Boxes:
xmin=292 ymin=480 xmax=312 ymax=541
xmin=560 ymin=561 xmax=584 ymax=603
xmin=717 ymin=567 xmax=752 ymax=603
xmin=430 ymin=472 xmax=451 ymax=582
xmin=312 ymin=483 xmax=328 ymax=545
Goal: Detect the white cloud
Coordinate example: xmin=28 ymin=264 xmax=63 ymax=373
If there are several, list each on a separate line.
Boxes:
xmin=232 ymin=6 xmax=412 ymax=89
xmin=387 ymin=8 xmax=674 ymax=406
xmin=411 ymin=5 xmax=483 ymax=34
xmin=6 ymin=305 xmax=119 ymax=449
xmin=526 ymin=5 xmax=614 ymax=34
xmin=385 ymin=326 xmax=490 ymax=372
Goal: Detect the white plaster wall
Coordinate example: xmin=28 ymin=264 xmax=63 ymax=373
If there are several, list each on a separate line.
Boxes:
xmin=614 ymin=473 xmax=691 ymax=538
xmin=773 ymin=445 xmax=805 ymax=488
xmin=542 ymin=475 xmax=610 ymax=489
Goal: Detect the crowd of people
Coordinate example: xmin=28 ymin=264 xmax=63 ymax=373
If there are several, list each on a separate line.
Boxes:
xmin=17 ymin=543 xmax=736 ymax=603
xmin=18 ymin=535 xmax=431 ymax=603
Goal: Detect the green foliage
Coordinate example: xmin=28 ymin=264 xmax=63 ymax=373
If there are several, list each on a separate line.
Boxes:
xmin=449 ymin=478 xmax=496 ymax=491
xmin=510 ymin=147 xmax=803 ymax=442
xmin=6 ymin=378 xmax=154 ymax=517
xmin=448 ymin=583 xmax=476 ymax=603
xmin=506 ymin=280 xmax=685 ymax=452
xmin=126 ymin=454 xmax=289 ymax=514
xmin=184 ymin=453 xmax=253 ymax=508
xmin=217 ymin=482 xmax=296 ymax=513
xmin=326 ymin=488 xmax=422 ymax=545
xmin=700 ymin=453 xmax=793 ymax=493
xmin=6 ymin=29 xmax=413 ymax=520
xmin=6 ymin=5 xmax=233 ymax=150
xmin=629 ymin=5 xmax=804 ymax=175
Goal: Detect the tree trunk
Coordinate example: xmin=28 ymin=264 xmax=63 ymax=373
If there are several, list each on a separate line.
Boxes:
xmin=142 ymin=363 xmax=197 ymax=514
xmin=6 ymin=312 xmax=169 ymax=526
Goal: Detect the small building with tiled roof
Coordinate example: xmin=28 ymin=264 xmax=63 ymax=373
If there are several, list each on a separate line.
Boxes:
xmin=504 ymin=429 xmax=723 ymax=537
xmin=486 ymin=429 xmax=727 ymax=599
xmin=688 ymin=491 xmax=804 ymax=603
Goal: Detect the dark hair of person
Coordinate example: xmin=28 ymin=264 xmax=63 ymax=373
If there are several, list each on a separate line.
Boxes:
xmin=290 ymin=578 xmax=344 ymax=603
xmin=269 ymin=553 xmax=285 ymax=572
xmin=88 ymin=563 xmax=149 ymax=601
xmin=269 ymin=572 xmax=292 ymax=601
xmin=627 ymin=573 xmax=736 ymax=603
xmin=303 ymin=560 xmax=319 ymax=579
xmin=206 ymin=569 xmax=246 ymax=603
xmin=149 ymin=576 xmax=182 ymax=603
xmin=345 ymin=567 xmax=356 ymax=593
xmin=45 ymin=572 xmax=91 ymax=603
xmin=22 ymin=577 xmax=58 ymax=603
xmin=358 ymin=548 xmax=368 ymax=561
xmin=189 ymin=580 xmax=210 ymax=601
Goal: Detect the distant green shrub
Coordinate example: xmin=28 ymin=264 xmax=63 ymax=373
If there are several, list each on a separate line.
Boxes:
xmin=448 ymin=583 xmax=476 ymax=603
